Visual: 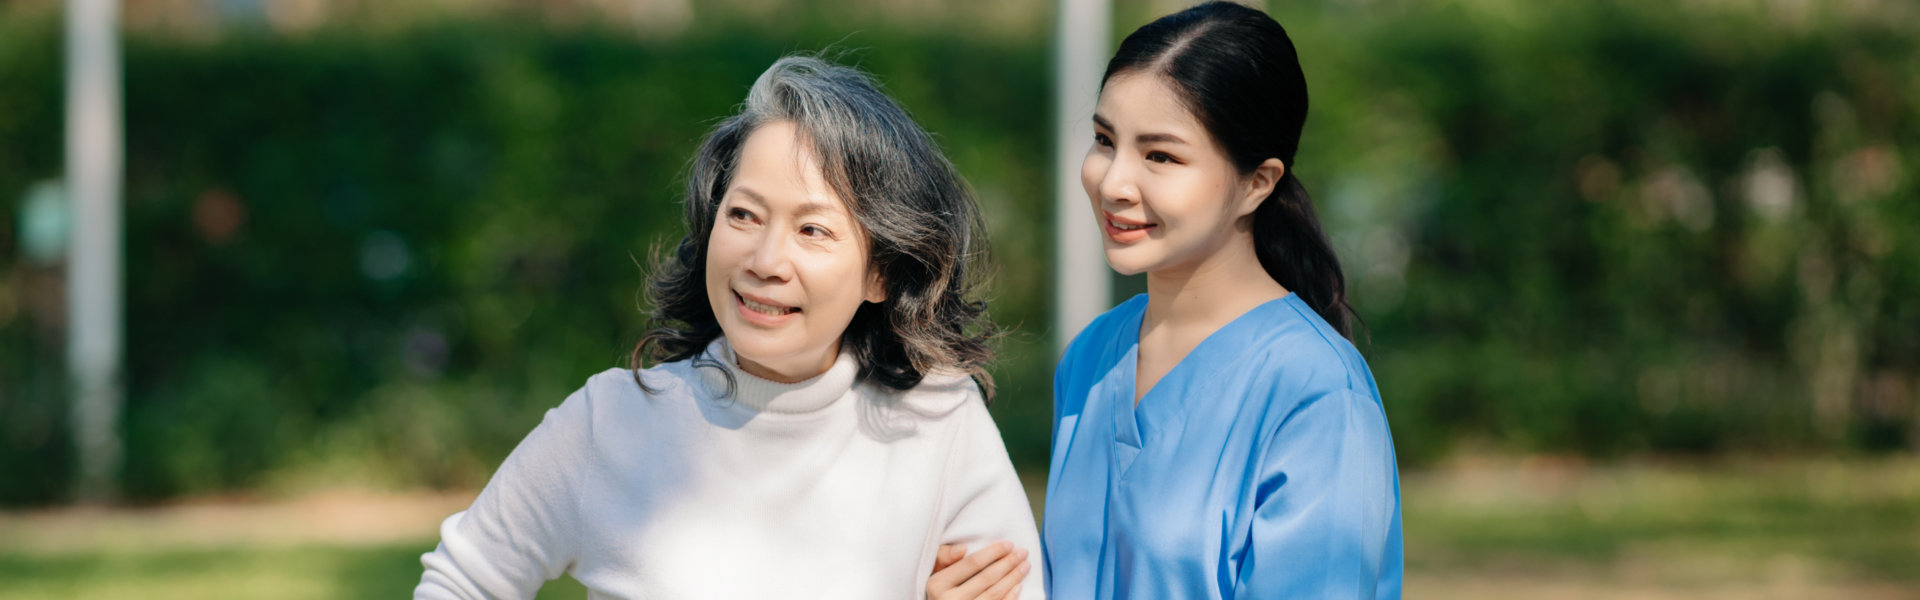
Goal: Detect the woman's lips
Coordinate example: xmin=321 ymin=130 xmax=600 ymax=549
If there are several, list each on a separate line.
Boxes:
xmin=1103 ymin=213 xmax=1155 ymax=243
xmin=734 ymin=290 xmax=799 ymax=326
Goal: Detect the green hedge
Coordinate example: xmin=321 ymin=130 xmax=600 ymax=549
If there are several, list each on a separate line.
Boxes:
xmin=1 ymin=2 xmax=1916 ymax=505
xmin=0 ymin=19 xmax=1056 ymax=504
xmin=1298 ymin=3 xmax=1920 ymax=460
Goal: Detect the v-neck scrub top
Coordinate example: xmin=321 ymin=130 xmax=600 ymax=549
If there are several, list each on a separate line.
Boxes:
xmin=1043 ymin=293 xmax=1403 ymax=599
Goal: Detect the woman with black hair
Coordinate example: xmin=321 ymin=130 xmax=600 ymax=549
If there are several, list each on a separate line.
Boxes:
xmin=939 ymin=2 xmax=1402 ymax=597
xmin=416 ymin=55 xmax=1041 ymax=599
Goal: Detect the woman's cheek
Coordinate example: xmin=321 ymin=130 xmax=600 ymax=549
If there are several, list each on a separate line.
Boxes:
xmin=1081 ymin=154 xmax=1107 ymax=200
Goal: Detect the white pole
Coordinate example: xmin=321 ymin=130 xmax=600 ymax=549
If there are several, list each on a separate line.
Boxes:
xmin=1052 ymin=0 xmax=1111 ymax=353
xmin=67 ymin=0 xmax=124 ymax=503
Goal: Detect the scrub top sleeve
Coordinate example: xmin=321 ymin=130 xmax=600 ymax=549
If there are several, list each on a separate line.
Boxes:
xmin=1233 ymin=388 xmax=1396 ymax=599
xmin=417 ymin=387 xmax=590 ymax=599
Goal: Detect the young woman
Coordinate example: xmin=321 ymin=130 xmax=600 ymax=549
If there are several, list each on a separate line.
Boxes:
xmin=938 ymin=2 xmax=1403 ymax=597
xmin=416 ymin=56 xmax=1041 ymax=599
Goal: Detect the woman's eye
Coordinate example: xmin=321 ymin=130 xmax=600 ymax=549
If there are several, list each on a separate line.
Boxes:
xmin=1093 ymin=133 xmax=1113 ymax=148
xmin=799 ymin=224 xmax=832 ymax=239
xmin=1146 ymin=151 xmax=1177 ymax=164
xmin=727 ymin=207 xmax=754 ymax=221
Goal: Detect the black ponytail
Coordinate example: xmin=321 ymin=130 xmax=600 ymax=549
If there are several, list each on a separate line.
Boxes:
xmin=1253 ymin=171 xmax=1354 ymax=337
xmin=1104 ymin=1 xmax=1359 ymax=339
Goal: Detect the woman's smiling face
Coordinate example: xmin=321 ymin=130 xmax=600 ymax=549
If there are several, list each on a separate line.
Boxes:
xmin=1081 ymin=73 xmax=1265 ymax=277
xmin=705 ymin=120 xmax=885 ymax=383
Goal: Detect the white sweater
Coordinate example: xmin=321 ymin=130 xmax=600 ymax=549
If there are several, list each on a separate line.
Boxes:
xmin=415 ymin=338 xmax=1045 ymax=599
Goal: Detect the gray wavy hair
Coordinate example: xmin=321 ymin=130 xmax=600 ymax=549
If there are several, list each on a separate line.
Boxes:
xmin=631 ymin=55 xmax=997 ymax=399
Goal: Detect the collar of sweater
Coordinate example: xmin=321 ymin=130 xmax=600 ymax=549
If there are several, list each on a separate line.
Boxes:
xmin=698 ymin=337 xmax=858 ymax=415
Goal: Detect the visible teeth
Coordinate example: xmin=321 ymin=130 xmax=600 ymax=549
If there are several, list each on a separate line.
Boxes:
xmin=1113 ymin=220 xmax=1148 ymax=231
xmin=741 ymin=296 xmax=794 ymax=315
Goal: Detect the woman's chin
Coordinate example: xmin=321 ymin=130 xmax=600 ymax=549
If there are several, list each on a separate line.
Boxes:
xmin=1102 ymin=251 xmax=1155 ymax=276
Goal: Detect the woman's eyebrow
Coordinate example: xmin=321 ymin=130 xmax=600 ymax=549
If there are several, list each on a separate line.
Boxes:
xmin=735 ymin=184 xmax=843 ymax=220
xmin=730 ymin=185 xmax=768 ymax=206
xmin=1090 ymin=114 xmax=1188 ymax=145
xmin=793 ymin=201 xmax=842 ymax=219
xmin=1136 ymin=132 xmax=1187 ymax=145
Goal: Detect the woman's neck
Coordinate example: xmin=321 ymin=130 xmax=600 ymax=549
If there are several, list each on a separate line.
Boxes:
xmin=734 ymin=344 xmax=839 ymax=384
xmin=713 ymin=337 xmax=856 ymax=415
xmin=1143 ymin=232 xmax=1288 ymax=332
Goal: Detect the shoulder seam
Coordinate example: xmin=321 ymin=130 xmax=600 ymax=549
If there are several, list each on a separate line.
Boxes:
xmin=1280 ymin=298 xmax=1369 ymax=392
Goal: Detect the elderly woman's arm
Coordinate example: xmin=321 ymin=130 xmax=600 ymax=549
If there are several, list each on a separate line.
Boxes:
xmin=416 ymin=388 xmax=590 ymax=599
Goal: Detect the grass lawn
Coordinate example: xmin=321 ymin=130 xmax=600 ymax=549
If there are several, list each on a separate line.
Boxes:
xmin=0 ymin=458 xmax=1913 ymax=599
xmin=0 ymin=543 xmax=589 ymax=600
xmin=1400 ymin=456 xmax=1920 ymax=599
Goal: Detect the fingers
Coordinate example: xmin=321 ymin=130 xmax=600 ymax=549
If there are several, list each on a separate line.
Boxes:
xmin=934 ymin=544 xmax=964 ymax=572
xmin=953 ymin=544 xmax=1027 ymax=599
xmin=980 ymin=558 xmax=1030 ymax=600
xmin=928 ymin=541 xmax=1012 ymax=592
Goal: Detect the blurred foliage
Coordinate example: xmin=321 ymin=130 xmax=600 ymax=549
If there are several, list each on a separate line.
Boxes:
xmin=1 ymin=0 xmax=1917 ymax=505
xmin=1278 ymin=1 xmax=1920 ymax=462
xmin=0 ymin=15 xmax=1053 ymax=504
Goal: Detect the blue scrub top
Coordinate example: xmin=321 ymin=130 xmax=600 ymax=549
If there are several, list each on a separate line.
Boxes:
xmin=1044 ymin=293 xmax=1403 ymax=599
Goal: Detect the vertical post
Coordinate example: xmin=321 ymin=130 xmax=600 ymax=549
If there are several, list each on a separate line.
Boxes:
xmin=1052 ymin=0 xmax=1111 ymax=353
xmin=67 ymin=0 xmax=125 ymax=503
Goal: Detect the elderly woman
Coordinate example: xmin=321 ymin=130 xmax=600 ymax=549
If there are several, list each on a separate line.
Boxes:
xmin=415 ymin=56 xmax=1041 ymax=600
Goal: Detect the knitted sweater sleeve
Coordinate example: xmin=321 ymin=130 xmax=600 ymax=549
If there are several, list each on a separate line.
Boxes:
xmin=415 ymin=386 xmax=591 ymax=599
xmin=934 ymin=397 xmax=1048 ymax=599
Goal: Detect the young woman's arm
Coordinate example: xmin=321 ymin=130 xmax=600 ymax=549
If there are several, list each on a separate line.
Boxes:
xmin=416 ymin=388 xmax=591 ymax=599
xmin=1234 ymin=387 xmax=1402 ymax=598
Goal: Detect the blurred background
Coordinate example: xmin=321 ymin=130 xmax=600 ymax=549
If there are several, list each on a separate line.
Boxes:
xmin=1 ymin=0 xmax=1916 ymax=597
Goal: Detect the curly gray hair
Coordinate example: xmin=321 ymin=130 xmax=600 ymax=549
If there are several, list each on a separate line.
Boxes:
xmin=631 ymin=55 xmax=997 ymax=399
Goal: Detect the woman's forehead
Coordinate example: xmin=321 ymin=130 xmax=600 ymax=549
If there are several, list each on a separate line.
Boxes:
xmin=729 ymin=121 xmax=853 ymax=219
xmin=1097 ymin=73 xmax=1206 ymax=138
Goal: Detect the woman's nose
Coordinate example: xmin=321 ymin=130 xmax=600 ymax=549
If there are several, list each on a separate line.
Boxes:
xmin=742 ymin=231 xmax=794 ymax=281
xmin=1099 ymin=159 xmax=1141 ymax=205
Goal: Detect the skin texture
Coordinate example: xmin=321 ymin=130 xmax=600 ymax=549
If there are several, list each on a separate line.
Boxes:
xmin=1083 ymin=73 xmax=1264 ymax=279
xmin=1083 ymin=73 xmax=1288 ymax=402
xmin=929 ymin=542 xmax=1029 ymax=600
xmin=704 ymin=120 xmax=887 ymax=383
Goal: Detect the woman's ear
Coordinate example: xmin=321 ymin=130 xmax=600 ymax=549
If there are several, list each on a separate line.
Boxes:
xmin=1238 ymin=158 xmax=1286 ymax=217
xmin=864 ymin=269 xmax=888 ymax=304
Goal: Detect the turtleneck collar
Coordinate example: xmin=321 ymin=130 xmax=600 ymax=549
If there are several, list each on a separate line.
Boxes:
xmin=698 ymin=337 xmax=858 ymax=415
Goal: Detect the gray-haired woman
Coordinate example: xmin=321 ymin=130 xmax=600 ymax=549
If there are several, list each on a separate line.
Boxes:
xmin=415 ymin=56 xmax=1041 ymax=599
